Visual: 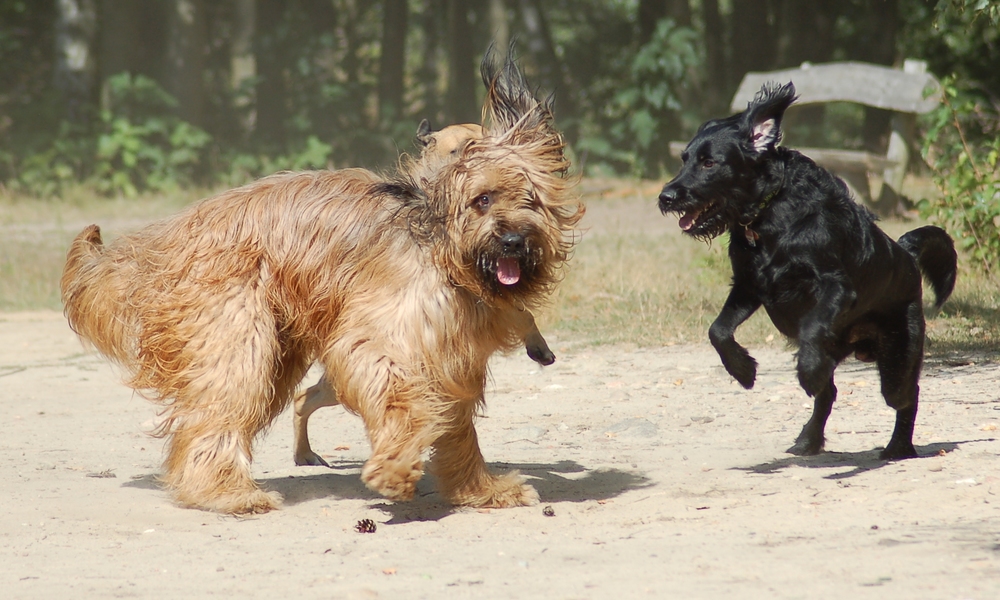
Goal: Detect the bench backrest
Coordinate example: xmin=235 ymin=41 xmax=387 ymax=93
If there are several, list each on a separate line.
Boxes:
xmin=729 ymin=60 xmax=941 ymax=115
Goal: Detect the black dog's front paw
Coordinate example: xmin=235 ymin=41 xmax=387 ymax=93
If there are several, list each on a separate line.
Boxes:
xmin=796 ymin=347 xmax=835 ymax=397
xmin=787 ymin=433 xmax=825 ymax=456
xmin=719 ymin=345 xmax=757 ymax=389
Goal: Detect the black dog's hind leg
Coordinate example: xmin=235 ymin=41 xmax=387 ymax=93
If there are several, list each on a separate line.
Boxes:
xmin=875 ymin=302 xmax=924 ymax=460
xmin=788 ymin=377 xmax=836 ymax=455
xmin=709 ymin=285 xmax=762 ymax=389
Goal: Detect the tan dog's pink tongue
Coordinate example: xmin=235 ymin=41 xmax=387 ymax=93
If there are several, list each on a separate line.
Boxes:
xmin=497 ymin=257 xmax=520 ymax=285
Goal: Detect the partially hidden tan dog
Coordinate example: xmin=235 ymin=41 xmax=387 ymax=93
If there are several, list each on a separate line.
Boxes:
xmin=292 ymin=119 xmax=558 ymax=467
xmin=61 ymin=50 xmax=582 ymax=514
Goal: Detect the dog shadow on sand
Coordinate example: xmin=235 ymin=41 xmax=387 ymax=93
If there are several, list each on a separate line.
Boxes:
xmin=733 ymin=440 xmax=993 ymax=480
xmin=125 ymin=460 xmax=651 ymax=522
xmin=267 ymin=459 xmax=651 ymax=523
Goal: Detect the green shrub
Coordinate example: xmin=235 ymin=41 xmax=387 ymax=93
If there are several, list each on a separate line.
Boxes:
xmin=577 ymin=19 xmax=700 ymax=178
xmin=920 ymin=75 xmax=1000 ymax=273
xmin=92 ymin=74 xmax=212 ymax=196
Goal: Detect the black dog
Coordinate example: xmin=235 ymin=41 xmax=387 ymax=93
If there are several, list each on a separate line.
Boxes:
xmin=658 ymin=82 xmax=957 ymax=460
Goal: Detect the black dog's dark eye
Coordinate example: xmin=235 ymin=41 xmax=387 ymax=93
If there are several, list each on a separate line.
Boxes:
xmin=703 ymin=159 xmax=715 ymax=168
xmin=473 ymin=194 xmax=491 ymax=210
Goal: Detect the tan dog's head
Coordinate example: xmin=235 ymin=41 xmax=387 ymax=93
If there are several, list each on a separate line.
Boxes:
xmin=406 ymin=46 xmax=583 ymax=308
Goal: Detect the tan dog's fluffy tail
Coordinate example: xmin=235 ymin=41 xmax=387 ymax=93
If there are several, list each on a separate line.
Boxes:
xmin=61 ymin=225 xmax=134 ymax=365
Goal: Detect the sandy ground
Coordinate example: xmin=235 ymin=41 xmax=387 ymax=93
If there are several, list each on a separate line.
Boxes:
xmin=3 ymin=185 xmax=999 ymax=598
xmin=2 ymin=309 xmax=999 ymax=599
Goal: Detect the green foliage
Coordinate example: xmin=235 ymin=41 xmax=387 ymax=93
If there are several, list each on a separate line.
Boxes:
xmin=578 ymin=19 xmax=701 ymax=178
xmin=92 ymin=74 xmax=212 ymax=196
xmin=934 ymin=0 xmax=1000 ymax=25
xmin=13 ymin=122 xmax=92 ymax=197
xmin=11 ymin=74 xmax=212 ymax=197
xmin=221 ymin=135 xmax=333 ymax=186
xmin=4 ymin=0 xmax=1000 ymax=197
xmin=901 ymin=0 xmax=1000 ymax=105
xmin=919 ymin=75 xmax=1000 ymax=273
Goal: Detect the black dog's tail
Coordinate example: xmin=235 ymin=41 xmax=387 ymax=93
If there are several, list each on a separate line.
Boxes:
xmin=897 ymin=226 xmax=958 ymax=309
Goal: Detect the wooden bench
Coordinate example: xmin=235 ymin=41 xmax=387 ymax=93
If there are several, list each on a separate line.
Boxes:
xmin=670 ymin=60 xmax=942 ymax=215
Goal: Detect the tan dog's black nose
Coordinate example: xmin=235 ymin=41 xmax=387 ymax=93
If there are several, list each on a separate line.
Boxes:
xmin=501 ymin=232 xmax=525 ymax=254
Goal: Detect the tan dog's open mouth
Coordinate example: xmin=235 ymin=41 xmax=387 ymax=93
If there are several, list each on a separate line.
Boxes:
xmin=497 ymin=257 xmax=521 ymax=285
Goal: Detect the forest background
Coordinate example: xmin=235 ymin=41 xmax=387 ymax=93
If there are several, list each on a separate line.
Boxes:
xmin=0 ymin=0 xmax=998 ymax=269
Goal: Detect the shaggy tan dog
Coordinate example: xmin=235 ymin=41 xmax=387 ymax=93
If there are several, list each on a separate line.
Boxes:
xmin=291 ymin=119 xmax=558 ymax=467
xmin=61 ymin=51 xmax=582 ymax=514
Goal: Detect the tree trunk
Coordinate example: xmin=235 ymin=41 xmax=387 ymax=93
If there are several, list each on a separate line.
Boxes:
xmin=777 ymin=1 xmax=837 ymax=145
xmin=418 ymin=0 xmax=444 ymax=127
xmin=445 ymin=0 xmax=478 ymax=124
xmin=227 ymin=0 xmax=256 ymax=139
xmin=166 ymin=0 xmax=207 ymax=128
xmin=729 ymin=0 xmax=777 ymax=92
xmin=518 ymin=0 xmax=579 ymax=142
xmin=98 ymin=0 xmax=137 ymax=83
xmin=861 ymin=0 xmax=899 ymax=153
xmin=667 ymin=0 xmax=691 ymax=27
xmin=378 ymin=0 xmax=408 ymax=125
xmin=230 ymin=0 xmax=256 ymax=95
xmin=99 ymin=0 xmax=168 ymax=89
xmin=254 ymin=0 xmax=286 ymax=148
xmin=54 ymin=0 xmax=98 ymax=124
xmin=488 ymin=0 xmax=510 ymax=52
xmin=778 ymin=1 xmax=836 ymax=67
xmin=701 ymin=0 xmax=727 ymax=114
xmin=638 ymin=0 xmax=667 ymax=45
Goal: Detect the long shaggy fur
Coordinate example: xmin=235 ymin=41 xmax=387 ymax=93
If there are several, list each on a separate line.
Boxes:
xmin=62 ymin=50 xmax=582 ymax=514
xmin=291 ymin=118 xmax=558 ymax=468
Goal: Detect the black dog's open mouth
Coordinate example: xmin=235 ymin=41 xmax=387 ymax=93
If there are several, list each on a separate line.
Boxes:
xmin=674 ymin=201 xmax=722 ymax=235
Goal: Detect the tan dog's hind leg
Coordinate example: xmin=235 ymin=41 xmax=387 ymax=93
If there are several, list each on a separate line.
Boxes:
xmin=156 ymin=287 xmax=307 ymax=514
xmin=431 ymin=402 xmax=539 ymax=508
xmin=293 ymin=377 xmax=340 ymax=467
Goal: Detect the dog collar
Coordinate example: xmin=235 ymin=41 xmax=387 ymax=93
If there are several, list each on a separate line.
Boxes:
xmin=740 ymin=170 xmax=784 ymax=247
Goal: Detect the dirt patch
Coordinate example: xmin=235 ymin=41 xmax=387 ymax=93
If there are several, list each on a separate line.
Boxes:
xmin=2 ymin=312 xmax=998 ymax=598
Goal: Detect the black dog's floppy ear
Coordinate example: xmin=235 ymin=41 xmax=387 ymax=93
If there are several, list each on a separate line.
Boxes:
xmin=742 ymin=82 xmax=797 ymax=154
xmin=415 ymin=119 xmax=433 ymax=147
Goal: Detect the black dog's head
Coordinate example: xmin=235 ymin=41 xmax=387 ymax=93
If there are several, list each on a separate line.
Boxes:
xmin=658 ymin=82 xmax=797 ymax=240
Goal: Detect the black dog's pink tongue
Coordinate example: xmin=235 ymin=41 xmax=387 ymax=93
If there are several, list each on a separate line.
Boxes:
xmin=498 ymin=257 xmax=521 ymax=285
xmin=679 ymin=209 xmax=702 ymax=231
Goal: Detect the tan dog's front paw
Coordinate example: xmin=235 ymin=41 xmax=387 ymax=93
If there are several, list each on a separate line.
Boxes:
xmin=450 ymin=471 xmax=539 ymax=508
xmin=361 ymin=456 xmax=423 ymax=501
xmin=174 ymin=487 xmax=282 ymax=514
xmin=486 ymin=471 xmax=539 ymax=508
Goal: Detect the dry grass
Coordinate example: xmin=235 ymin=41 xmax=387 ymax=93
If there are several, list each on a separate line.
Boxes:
xmin=2 ymin=178 xmax=997 ymax=359
xmin=0 ymin=185 xmax=205 ymax=311
xmin=542 ymin=179 xmax=787 ymax=349
xmin=541 ymin=177 xmax=999 ymax=360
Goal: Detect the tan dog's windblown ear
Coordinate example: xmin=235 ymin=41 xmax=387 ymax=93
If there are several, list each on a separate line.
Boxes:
xmin=478 ymin=43 xmax=569 ymax=184
xmin=479 ymin=43 xmax=560 ymax=146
